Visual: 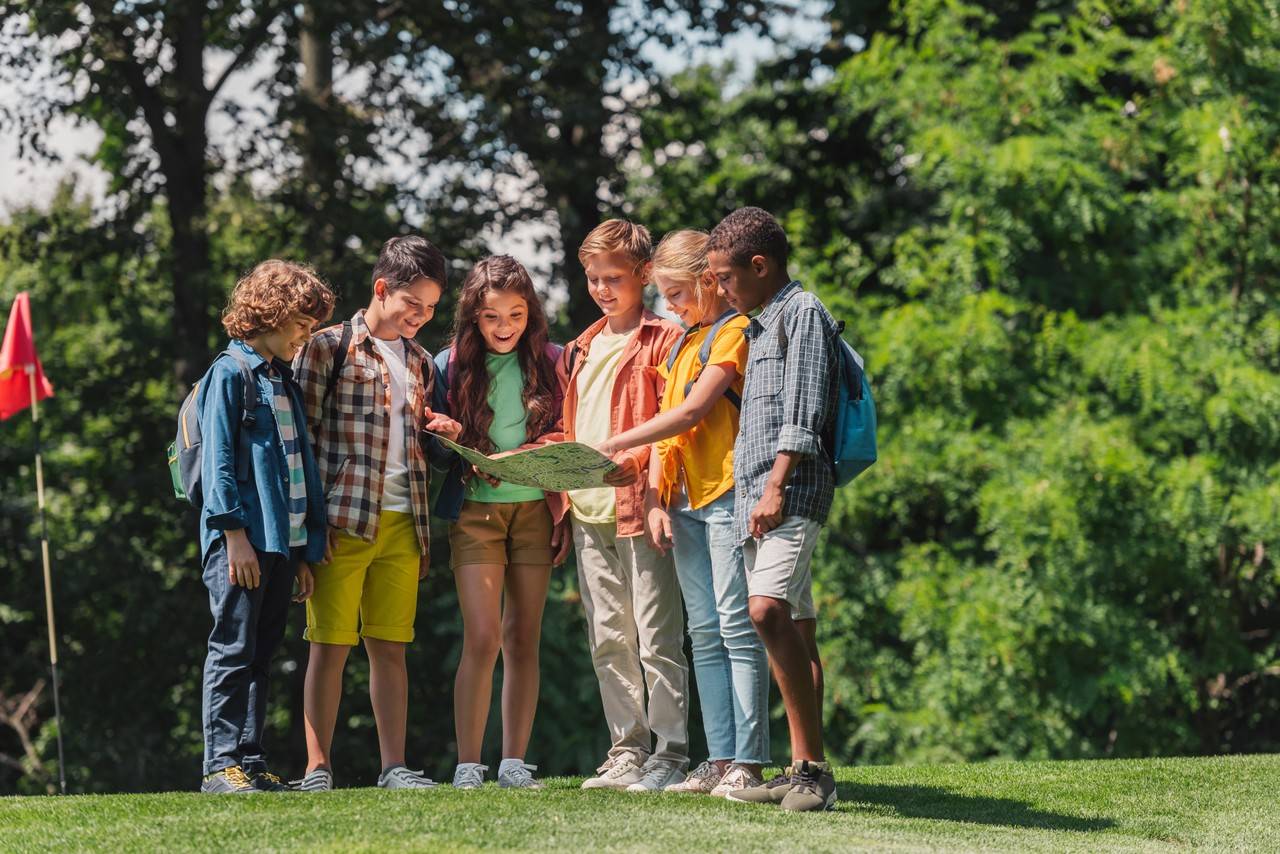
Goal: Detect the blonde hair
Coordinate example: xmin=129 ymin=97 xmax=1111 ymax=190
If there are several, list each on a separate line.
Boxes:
xmin=652 ymin=229 xmax=717 ymax=315
xmin=222 ymin=260 xmax=335 ymax=340
xmin=577 ymin=218 xmax=653 ymax=270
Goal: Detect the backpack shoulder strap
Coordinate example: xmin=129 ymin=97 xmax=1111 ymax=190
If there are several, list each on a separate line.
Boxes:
xmin=219 ymin=348 xmax=259 ymax=482
xmin=322 ymin=321 xmax=353 ymax=410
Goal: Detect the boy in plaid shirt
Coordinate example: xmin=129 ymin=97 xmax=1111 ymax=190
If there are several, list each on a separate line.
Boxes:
xmin=291 ymin=236 xmax=461 ymax=791
xmin=708 ymin=208 xmax=841 ymax=812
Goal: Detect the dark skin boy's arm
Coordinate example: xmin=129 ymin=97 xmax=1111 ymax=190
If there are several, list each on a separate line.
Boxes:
xmin=749 ymin=451 xmax=802 ymax=538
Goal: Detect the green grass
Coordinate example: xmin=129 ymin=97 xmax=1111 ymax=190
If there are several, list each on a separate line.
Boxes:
xmin=3 ymin=755 xmax=1278 ymax=852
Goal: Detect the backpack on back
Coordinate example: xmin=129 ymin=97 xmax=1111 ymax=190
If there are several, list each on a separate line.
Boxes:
xmin=167 ymin=322 xmax=353 ymax=506
xmin=829 ymin=320 xmax=877 ymax=486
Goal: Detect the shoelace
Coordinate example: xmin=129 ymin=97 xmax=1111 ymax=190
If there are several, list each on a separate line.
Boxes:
xmin=455 ymin=765 xmax=488 ymax=787
xmin=224 ymin=766 xmax=253 ymax=788
xmin=500 ymin=763 xmax=537 ymax=787
xmin=789 ymin=763 xmax=821 ymax=792
xmin=639 ymin=763 xmax=675 ymax=787
xmin=685 ymin=761 xmax=720 ymax=785
xmin=764 ymin=769 xmax=793 ymax=789
xmin=603 ymin=760 xmax=639 ymax=779
xmin=257 ymin=772 xmax=283 ymax=786
xmin=718 ymin=766 xmax=755 ymax=789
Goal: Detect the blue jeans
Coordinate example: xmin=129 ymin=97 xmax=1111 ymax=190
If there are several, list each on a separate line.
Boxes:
xmin=670 ymin=490 xmax=770 ymax=763
xmin=201 ymin=537 xmax=293 ymax=775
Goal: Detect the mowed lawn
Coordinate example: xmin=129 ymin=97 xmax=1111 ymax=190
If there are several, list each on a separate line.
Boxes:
xmin=3 ymin=754 xmax=1277 ymax=852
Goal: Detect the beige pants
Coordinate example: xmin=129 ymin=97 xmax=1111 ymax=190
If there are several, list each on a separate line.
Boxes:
xmin=572 ymin=519 xmax=690 ymax=768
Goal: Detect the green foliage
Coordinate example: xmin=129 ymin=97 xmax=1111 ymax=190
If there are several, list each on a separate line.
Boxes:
xmin=631 ymin=0 xmax=1280 ymax=765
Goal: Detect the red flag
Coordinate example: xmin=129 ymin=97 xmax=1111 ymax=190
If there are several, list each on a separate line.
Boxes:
xmin=0 ymin=292 xmax=55 ymax=420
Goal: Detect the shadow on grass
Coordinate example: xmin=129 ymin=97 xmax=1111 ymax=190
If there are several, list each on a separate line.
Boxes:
xmin=837 ymin=783 xmax=1115 ymax=832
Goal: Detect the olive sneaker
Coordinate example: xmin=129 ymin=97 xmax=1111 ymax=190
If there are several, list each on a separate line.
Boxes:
xmin=724 ymin=765 xmax=794 ymax=805
xmin=779 ymin=760 xmax=837 ymax=812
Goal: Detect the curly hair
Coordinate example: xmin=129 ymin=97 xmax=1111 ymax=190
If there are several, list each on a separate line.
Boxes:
xmin=448 ymin=255 xmax=559 ymax=455
xmin=222 ymin=260 xmax=336 ymax=340
xmin=706 ymin=206 xmax=789 ymax=268
xmin=577 ymin=218 xmax=653 ymax=271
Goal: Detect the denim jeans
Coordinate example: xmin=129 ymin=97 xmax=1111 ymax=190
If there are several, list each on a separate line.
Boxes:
xmin=201 ymin=536 xmax=293 ymax=775
xmin=670 ymin=490 xmax=770 ymax=763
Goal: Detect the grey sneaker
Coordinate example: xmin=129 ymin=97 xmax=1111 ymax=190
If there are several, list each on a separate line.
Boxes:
xmin=201 ymin=765 xmax=260 ymax=794
xmin=626 ymin=759 xmax=685 ymax=792
xmin=725 ymin=765 xmax=794 ymax=805
xmin=290 ymin=767 xmax=333 ymax=792
xmin=710 ymin=763 xmax=763 ymax=798
xmin=780 ymin=760 xmax=837 ymax=812
xmin=665 ymin=760 xmax=723 ymax=794
xmin=452 ymin=763 xmax=488 ymax=790
xmin=377 ymin=765 xmax=439 ymax=790
xmin=581 ymin=755 xmax=645 ymax=790
xmin=497 ymin=759 xmax=544 ymax=790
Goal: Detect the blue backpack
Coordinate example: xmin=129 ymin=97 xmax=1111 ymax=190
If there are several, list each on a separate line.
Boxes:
xmin=828 ymin=321 xmax=877 ymax=486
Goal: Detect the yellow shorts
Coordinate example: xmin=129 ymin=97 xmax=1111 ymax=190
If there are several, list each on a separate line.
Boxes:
xmin=305 ymin=510 xmax=421 ymax=646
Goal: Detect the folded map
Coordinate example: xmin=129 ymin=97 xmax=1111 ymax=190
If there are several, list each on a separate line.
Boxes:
xmin=432 ymin=435 xmax=618 ymax=492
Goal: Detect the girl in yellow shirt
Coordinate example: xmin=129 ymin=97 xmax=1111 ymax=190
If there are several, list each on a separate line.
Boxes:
xmin=597 ymin=229 xmax=769 ymax=796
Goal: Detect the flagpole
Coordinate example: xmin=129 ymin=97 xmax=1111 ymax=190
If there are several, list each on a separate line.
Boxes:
xmin=28 ymin=365 xmax=66 ymax=795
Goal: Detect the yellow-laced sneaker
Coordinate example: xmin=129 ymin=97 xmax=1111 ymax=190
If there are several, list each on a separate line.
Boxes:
xmin=201 ymin=765 xmax=260 ymax=794
xmin=250 ymin=770 xmax=289 ymax=792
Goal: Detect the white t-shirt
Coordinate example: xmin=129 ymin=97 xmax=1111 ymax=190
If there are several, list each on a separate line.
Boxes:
xmin=370 ymin=335 xmax=412 ymax=513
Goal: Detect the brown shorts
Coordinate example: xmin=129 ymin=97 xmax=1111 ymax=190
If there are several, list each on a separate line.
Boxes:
xmin=449 ymin=499 xmax=554 ymax=569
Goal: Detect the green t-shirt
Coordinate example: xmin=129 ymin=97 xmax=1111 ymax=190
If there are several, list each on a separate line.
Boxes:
xmin=467 ymin=350 xmax=546 ymax=504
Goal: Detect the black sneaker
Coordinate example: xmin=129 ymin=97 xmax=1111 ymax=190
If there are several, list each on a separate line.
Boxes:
xmin=780 ymin=759 xmax=837 ymax=812
xmin=250 ymin=770 xmax=289 ymax=792
xmin=201 ymin=765 xmax=260 ymax=794
xmin=724 ymin=765 xmax=794 ymax=805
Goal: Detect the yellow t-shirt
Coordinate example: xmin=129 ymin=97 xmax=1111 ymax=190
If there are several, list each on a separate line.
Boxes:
xmin=568 ymin=329 xmax=632 ymax=523
xmin=656 ymin=315 xmax=748 ymax=509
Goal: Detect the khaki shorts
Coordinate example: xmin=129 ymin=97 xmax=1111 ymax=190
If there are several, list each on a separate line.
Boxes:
xmin=742 ymin=516 xmax=821 ymax=620
xmin=305 ymin=510 xmax=421 ymax=646
xmin=449 ymin=499 xmax=553 ymax=569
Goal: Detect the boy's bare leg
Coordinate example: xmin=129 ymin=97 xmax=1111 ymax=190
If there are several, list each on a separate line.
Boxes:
xmin=748 ymin=595 xmax=825 ymax=761
xmin=365 ymin=637 xmax=410 ymax=769
xmin=303 ymin=641 xmax=352 ymax=772
xmin=453 ymin=563 xmax=506 ymax=764
xmin=796 ymin=617 xmax=824 ymax=748
xmin=500 ymin=562 xmax=553 ymax=760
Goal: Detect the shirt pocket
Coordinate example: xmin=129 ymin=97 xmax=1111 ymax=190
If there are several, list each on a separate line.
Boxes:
xmin=746 ymin=353 xmax=784 ymax=401
xmin=336 ymin=362 xmax=380 ymax=414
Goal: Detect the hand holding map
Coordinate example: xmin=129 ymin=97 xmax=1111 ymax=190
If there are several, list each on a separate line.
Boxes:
xmin=431 ymin=434 xmax=618 ymax=492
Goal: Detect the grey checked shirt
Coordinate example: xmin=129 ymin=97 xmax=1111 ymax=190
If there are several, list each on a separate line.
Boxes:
xmin=734 ymin=281 xmax=840 ymax=543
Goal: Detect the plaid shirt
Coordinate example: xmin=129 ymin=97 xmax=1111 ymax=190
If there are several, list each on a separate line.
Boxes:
xmin=292 ymin=310 xmax=436 ymax=553
xmin=734 ymin=281 xmax=840 ymax=543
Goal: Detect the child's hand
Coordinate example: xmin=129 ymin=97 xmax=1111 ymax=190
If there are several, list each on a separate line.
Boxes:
xmin=603 ymin=454 xmax=639 ymax=487
xmin=749 ymin=485 xmax=785 ymax=539
xmin=594 ymin=439 xmax=616 ymax=458
xmin=226 ymin=529 xmax=260 ymax=589
xmin=293 ymin=562 xmax=315 ymax=603
xmin=424 ymin=406 xmax=462 ymax=441
xmin=550 ymin=518 xmax=572 ymax=566
xmin=646 ymin=503 xmax=673 ymax=554
xmin=472 ymin=464 xmax=502 ymax=488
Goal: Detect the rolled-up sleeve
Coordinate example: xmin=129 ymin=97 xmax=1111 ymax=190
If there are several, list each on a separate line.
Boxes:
xmin=777 ymin=305 xmax=835 ymax=457
xmin=200 ymin=364 xmax=248 ymax=531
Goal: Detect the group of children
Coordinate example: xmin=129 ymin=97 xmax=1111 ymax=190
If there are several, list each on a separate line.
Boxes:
xmin=193 ymin=206 xmax=842 ymax=812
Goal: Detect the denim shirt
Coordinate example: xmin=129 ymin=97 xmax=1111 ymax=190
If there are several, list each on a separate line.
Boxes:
xmin=198 ymin=339 xmax=328 ymax=564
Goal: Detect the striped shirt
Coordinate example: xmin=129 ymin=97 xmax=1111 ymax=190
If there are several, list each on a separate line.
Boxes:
xmin=269 ymin=367 xmax=308 ymax=547
xmin=734 ymin=281 xmax=840 ymax=543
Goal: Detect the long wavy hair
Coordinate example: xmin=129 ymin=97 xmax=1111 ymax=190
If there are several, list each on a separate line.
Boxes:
xmin=449 ymin=255 xmax=558 ymax=454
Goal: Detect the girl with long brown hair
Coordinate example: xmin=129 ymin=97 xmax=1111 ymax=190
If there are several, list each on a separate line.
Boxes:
xmin=429 ymin=254 xmax=567 ymax=790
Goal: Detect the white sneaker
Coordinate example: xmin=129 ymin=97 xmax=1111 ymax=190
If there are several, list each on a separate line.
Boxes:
xmin=580 ymin=755 xmax=645 ymax=790
xmin=665 ymin=760 xmax=723 ymax=794
xmin=709 ymin=763 xmax=763 ymax=798
xmin=625 ymin=759 xmax=685 ymax=793
xmin=497 ymin=758 xmax=544 ymax=790
xmin=290 ymin=767 xmax=333 ymax=792
xmin=377 ymin=765 xmax=438 ymax=790
xmin=452 ymin=763 xmax=488 ymax=790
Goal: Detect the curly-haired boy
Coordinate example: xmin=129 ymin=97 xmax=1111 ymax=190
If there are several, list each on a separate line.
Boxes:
xmin=197 ymin=260 xmax=335 ymax=793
